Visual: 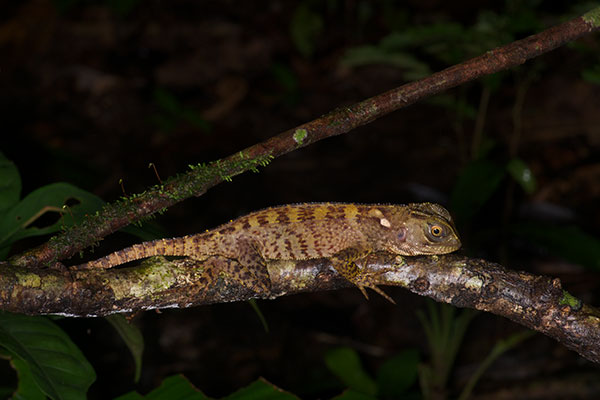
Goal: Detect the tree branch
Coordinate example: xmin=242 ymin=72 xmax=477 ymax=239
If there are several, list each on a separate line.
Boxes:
xmin=9 ymin=7 xmax=600 ymax=269
xmin=1 ymin=253 xmax=599 ymax=363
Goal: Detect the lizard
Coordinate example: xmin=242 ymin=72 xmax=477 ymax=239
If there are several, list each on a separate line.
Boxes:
xmin=76 ymin=202 xmax=461 ymax=301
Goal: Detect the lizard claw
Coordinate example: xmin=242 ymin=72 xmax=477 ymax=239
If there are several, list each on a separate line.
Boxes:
xmin=357 ymin=285 xmax=370 ymax=300
xmin=358 ymin=284 xmax=396 ymax=304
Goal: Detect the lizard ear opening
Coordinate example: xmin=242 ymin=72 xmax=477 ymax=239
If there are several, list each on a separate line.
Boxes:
xmin=397 ymin=228 xmax=407 ymax=242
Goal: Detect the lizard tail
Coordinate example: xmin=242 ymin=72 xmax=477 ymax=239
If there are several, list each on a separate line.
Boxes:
xmin=77 ymin=236 xmax=192 ymax=270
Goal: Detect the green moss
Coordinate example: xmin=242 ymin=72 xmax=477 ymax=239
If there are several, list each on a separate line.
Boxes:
xmin=112 ymin=258 xmax=177 ymax=300
xmin=293 ymin=128 xmax=308 ymax=145
xmin=583 ymin=6 xmax=600 ymax=26
xmin=559 ymin=290 xmax=582 ymax=310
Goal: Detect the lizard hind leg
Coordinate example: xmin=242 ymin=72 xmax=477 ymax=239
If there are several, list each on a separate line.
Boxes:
xmin=229 ymin=238 xmax=272 ymax=294
xmin=330 ymin=248 xmax=396 ymax=304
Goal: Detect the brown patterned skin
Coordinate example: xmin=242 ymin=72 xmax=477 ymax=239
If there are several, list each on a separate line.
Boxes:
xmin=78 ymin=203 xmax=461 ymax=301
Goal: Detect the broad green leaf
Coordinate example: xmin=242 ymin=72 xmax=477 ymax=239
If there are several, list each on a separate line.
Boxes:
xmin=332 ymin=389 xmax=378 ymax=400
xmin=0 ymin=312 xmax=96 ymax=400
xmin=116 ymin=375 xmax=207 ymax=400
xmin=376 ymin=349 xmax=420 ymax=396
xmin=506 ymin=158 xmax=536 ymax=194
xmin=11 ymin=357 xmax=46 ymax=400
xmin=511 ymin=223 xmax=600 ymax=270
xmin=324 ymin=347 xmax=376 ymax=396
xmin=0 ymin=151 xmax=21 ymax=217
xmin=105 ymin=314 xmax=144 ymax=383
xmin=0 ymin=182 xmax=105 ymax=249
xmin=115 ymin=393 xmax=144 ymax=400
xmin=225 ymin=378 xmax=298 ymax=400
xmin=342 ymin=46 xmax=431 ymax=80
xmin=451 ymin=159 xmax=505 ymax=222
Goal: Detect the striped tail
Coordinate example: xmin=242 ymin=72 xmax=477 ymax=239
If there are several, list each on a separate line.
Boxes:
xmin=77 ymin=236 xmax=191 ymax=270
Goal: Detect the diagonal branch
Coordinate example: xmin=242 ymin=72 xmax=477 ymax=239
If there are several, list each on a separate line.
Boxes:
xmin=9 ymin=7 xmax=600 ymax=269
xmin=1 ymin=253 xmax=599 ymax=363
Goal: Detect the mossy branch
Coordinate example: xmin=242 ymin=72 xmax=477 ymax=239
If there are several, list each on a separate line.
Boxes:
xmin=2 ymin=253 xmax=599 ymax=364
xmin=9 ymin=7 xmax=600 ymax=269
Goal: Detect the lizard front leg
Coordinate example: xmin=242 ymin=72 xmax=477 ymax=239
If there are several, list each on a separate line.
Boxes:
xmin=330 ymin=248 xmax=396 ymax=304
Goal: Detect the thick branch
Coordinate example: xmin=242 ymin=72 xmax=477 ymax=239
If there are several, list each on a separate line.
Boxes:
xmin=10 ymin=7 xmax=600 ymax=269
xmin=1 ymin=254 xmax=599 ymax=363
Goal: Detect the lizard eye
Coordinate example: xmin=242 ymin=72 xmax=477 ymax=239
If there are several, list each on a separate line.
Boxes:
xmin=426 ymin=224 xmax=447 ymax=241
xmin=430 ymin=225 xmax=443 ymax=237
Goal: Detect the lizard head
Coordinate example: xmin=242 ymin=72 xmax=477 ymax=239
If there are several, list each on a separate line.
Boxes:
xmin=374 ymin=203 xmax=461 ymax=256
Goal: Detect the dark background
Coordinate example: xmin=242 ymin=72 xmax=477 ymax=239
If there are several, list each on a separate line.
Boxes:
xmin=1 ymin=1 xmax=600 ymax=398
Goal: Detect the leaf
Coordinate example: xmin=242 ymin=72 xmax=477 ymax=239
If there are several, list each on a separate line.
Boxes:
xmin=0 ymin=312 xmax=96 ymax=400
xmin=11 ymin=357 xmax=46 ymax=400
xmin=457 ymin=331 xmax=535 ymax=400
xmin=147 ymin=375 xmax=209 ymax=400
xmin=0 ymin=182 xmax=105 ymax=249
xmin=116 ymin=374 xmax=209 ymax=400
xmin=248 ymin=299 xmax=269 ymax=333
xmin=376 ymin=349 xmax=420 ymax=396
xmin=225 ymin=378 xmax=298 ymax=400
xmin=342 ymin=46 xmax=432 ymax=80
xmin=581 ymin=64 xmax=600 ymax=85
xmin=290 ymin=3 xmax=323 ymax=58
xmin=451 ymin=159 xmax=506 ymax=222
xmin=154 ymin=88 xmax=183 ymax=116
xmin=511 ymin=223 xmax=600 ymax=270
xmin=0 ymin=151 xmax=21 ymax=218
xmin=332 ymin=389 xmax=378 ymax=400
xmin=506 ymin=158 xmax=536 ymax=194
xmin=105 ymin=314 xmax=144 ymax=383
xmin=324 ymin=347 xmax=376 ymax=396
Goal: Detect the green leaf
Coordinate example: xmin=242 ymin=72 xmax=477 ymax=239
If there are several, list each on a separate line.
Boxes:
xmin=427 ymin=95 xmax=477 ymax=120
xmin=290 ymin=3 xmax=323 ymax=58
xmin=154 ymin=88 xmax=183 ymax=116
xmin=11 ymin=357 xmax=46 ymax=400
xmin=0 ymin=183 xmax=105 ymax=249
xmin=342 ymin=46 xmax=432 ymax=80
xmin=376 ymin=349 xmax=420 ymax=396
xmin=0 ymin=312 xmax=96 ymax=400
xmin=116 ymin=374 xmax=209 ymax=400
xmin=457 ymin=331 xmax=535 ymax=400
xmin=582 ymin=64 xmax=600 ymax=85
xmin=181 ymin=109 xmax=211 ymax=133
xmin=506 ymin=158 xmax=536 ymax=194
xmin=324 ymin=347 xmax=376 ymax=396
xmin=332 ymin=388 xmax=378 ymax=400
xmin=511 ymin=223 xmax=600 ymax=270
xmin=105 ymin=314 xmax=144 ymax=383
xmin=451 ymin=159 xmax=506 ymax=222
xmin=225 ymin=378 xmax=298 ymax=400
xmin=0 ymin=151 xmax=21 ymax=218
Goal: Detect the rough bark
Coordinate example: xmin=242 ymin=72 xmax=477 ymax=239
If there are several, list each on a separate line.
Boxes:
xmin=1 ymin=253 xmax=599 ymax=363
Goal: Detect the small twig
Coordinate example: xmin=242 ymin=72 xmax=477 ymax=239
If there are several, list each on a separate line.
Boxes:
xmin=148 ymin=163 xmax=162 ymax=184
